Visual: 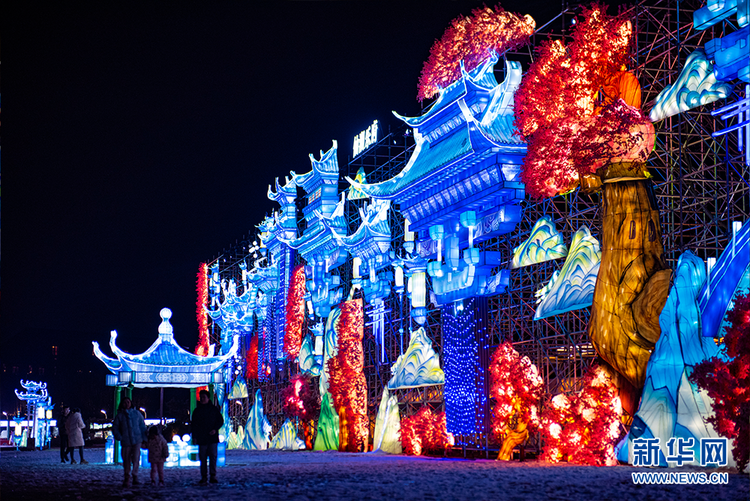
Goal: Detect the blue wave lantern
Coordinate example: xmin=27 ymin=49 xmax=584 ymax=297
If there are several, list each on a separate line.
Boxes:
xmin=534 ymin=226 xmax=601 ymax=320
xmin=510 ymin=216 xmax=568 ymax=268
xmin=649 ymin=49 xmax=735 ymax=121
xmin=387 ymin=327 xmax=445 ymax=389
xmin=619 ymin=252 xmax=739 ymax=468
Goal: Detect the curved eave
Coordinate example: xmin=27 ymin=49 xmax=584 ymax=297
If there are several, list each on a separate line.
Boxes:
xmin=347 ymin=123 xmax=480 ymax=200
xmin=109 ymin=332 xmax=240 ymax=373
xmin=394 ymin=53 xmax=500 ymax=128
xmin=334 ymin=221 xmax=390 ymax=249
xmin=267 ymin=176 xmax=296 ymax=203
xmin=295 ymin=141 xmax=340 ymax=192
xmin=93 ymin=341 xmax=122 ymax=374
xmin=279 ymin=223 xmax=340 ymax=251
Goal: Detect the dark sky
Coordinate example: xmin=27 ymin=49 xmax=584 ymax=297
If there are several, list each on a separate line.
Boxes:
xmin=2 ymin=2 xmax=566 ymax=374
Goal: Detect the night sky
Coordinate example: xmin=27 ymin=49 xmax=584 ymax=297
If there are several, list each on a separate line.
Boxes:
xmin=2 ymin=1 xmax=566 ymax=410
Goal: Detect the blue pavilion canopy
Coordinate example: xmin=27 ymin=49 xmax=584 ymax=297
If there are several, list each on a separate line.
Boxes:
xmin=93 ymin=308 xmax=239 ymax=388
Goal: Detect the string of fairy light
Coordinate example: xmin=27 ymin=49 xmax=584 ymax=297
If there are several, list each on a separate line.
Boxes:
xmin=442 ymin=298 xmax=487 ymax=438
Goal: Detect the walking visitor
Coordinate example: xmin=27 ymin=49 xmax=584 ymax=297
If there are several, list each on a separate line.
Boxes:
xmin=112 ymin=397 xmax=147 ymax=487
xmin=191 ymin=390 xmax=224 ymax=485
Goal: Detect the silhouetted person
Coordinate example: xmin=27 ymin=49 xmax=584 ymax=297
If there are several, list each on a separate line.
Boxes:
xmin=191 ymin=390 xmax=223 ymax=485
xmin=112 ymin=397 xmax=147 ymax=487
xmin=58 ymin=406 xmax=70 ymax=463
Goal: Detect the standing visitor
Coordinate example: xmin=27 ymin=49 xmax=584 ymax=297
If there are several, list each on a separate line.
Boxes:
xmin=146 ymin=426 xmax=169 ymax=486
xmin=112 ymin=397 xmax=147 ymax=487
xmin=191 ymin=390 xmax=224 ymax=485
xmin=58 ymin=406 xmax=70 ymax=463
xmin=65 ymin=407 xmax=87 ymax=464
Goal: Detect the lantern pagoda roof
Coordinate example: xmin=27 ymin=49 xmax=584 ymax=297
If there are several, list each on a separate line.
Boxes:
xmin=93 ymin=308 xmax=239 ymax=388
xmin=346 ymin=53 xmax=526 ymax=233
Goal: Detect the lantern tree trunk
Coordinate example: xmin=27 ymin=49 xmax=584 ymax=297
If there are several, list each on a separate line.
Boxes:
xmin=588 ymin=168 xmax=671 ymax=416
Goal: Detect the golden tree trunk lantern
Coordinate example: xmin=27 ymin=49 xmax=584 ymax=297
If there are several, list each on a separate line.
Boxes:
xmin=498 ymin=419 xmax=528 ymax=461
xmin=588 ymin=174 xmax=671 ymax=415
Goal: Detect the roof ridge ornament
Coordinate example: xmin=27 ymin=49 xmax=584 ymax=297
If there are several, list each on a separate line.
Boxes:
xmin=158 ymin=307 xmax=174 ymax=337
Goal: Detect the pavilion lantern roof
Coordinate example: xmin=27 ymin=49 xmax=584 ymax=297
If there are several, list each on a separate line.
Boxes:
xmin=93 ymin=308 xmax=239 ymax=388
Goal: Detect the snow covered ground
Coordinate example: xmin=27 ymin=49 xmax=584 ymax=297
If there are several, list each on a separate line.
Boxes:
xmin=1 ymin=447 xmax=747 ymax=500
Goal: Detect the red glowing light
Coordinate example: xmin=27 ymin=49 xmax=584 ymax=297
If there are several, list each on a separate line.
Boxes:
xmin=489 ymin=343 xmax=544 ymax=441
xmin=514 ymin=3 xmax=650 ymax=198
xmin=326 ymin=299 xmax=368 ymax=452
xmin=540 ymin=365 xmax=622 ymax=466
xmin=417 ymin=5 xmax=535 ymax=101
xmin=246 ymin=334 xmax=258 ymax=380
xmin=284 ymin=265 xmax=307 ymax=360
xmin=194 ymin=263 xmax=211 ymax=357
xmin=400 ymin=407 xmax=453 ymax=456
xmin=690 ymin=293 xmax=750 ymax=472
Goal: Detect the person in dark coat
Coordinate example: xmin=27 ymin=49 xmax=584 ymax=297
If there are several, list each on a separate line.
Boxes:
xmin=191 ymin=390 xmax=224 ymax=485
xmin=58 ymin=406 xmax=70 ymax=463
xmin=112 ymin=397 xmax=147 ymax=487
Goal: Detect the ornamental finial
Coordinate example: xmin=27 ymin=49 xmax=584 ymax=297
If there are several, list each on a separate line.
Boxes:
xmin=158 ymin=308 xmax=173 ymax=336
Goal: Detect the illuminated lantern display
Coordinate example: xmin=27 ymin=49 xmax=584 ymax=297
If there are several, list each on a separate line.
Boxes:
xmin=246 ymin=334 xmax=258 ymax=380
xmin=298 ymin=333 xmax=322 ymax=377
xmin=693 ymin=0 xmax=749 ymax=83
xmin=649 ymin=49 xmax=735 ymax=121
xmin=350 ymin=38 xmax=531 ymax=307
xmin=541 ymin=366 xmax=622 ymax=466
xmin=510 ymin=216 xmax=568 ymax=269
xmin=313 ymin=392 xmax=340 ymax=451
xmin=690 ymin=293 xmax=750 ymax=472
xmin=400 ymin=407 xmax=453 ymax=456
xmin=387 ymin=327 xmax=445 ymax=390
xmin=244 ymin=389 xmax=272 ymax=450
xmin=488 ymin=343 xmax=543 ymax=460
xmin=514 ymin=4 xmax=670 ymax=415
xmin=195 ymin=262 xmax=211 ymax=357
xmin=279 ymin=142 xmax=347 ymax=319
xmin=417 ymin=5 xmax=535 ymax=101
xmin=228 ymin=376 xmax=248 ymax=400
xmin=699 ymin=221 xmax=750 ymax=340
xmin=329 ymin=197 xmax=393 ymax=360
xmin=270 ymin=419 xmax=306 ymax=451
xmin=534 ymin=226 xmax=601 ymax=320
xmin=621 ymin=251 xmax=738 ymax=468
xmin=347 ymin=166 xmax=368 ymax=200
xmin=281 ymin=375 xmax=320 ymax=449
xmin=14 ymin=380 xmax=49 ymax=449
xmin=372 ymin=387 xmax=402 ymax=454
xmin=284 ymin=265 xmax=307 ymax=360
xmin=93 ymin=308 xmax=239 ymax=388
xmin=442 ymin=299 xmax=486 ymax=436
xmin=326 ymin=298 xmax=368 ymax=452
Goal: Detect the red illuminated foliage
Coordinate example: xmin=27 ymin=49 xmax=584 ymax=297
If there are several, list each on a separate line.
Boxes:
xmin=489 ymin=343 xmax=544 ymax=440
xmin=417 ymin=5 xmax=535 ymax=101
xmin=400 ymin=407 xmax=453 ymax=456
xmin=281 ymin=374 xmax=320 ymax=421
xmin=284 ymin=265 xmax=307 ymax=360
xmin=541 ymin=365 xmax=623 ymax=466
xmin=326 ymin=299 xmax=368 ymax=452
xmin=514 ymin=3 xmax=652 ymax=198
xmin=195 ymin=263 xmax=211 ymax=357
xmin=246 ymin=334 xmax=258 ymax=380
xmin=689 ymin=294 xmax=750 ymax=472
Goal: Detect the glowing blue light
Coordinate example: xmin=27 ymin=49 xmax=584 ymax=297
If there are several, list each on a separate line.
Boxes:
xmin=442 ymin=299 xmax=486 ymax=437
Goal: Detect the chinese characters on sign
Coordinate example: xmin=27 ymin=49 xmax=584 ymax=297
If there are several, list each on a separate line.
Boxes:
xmin=632 ymin=437 xmax=728 ymax=467
xmin=353 ymin=120 xmax=379 ymax=158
